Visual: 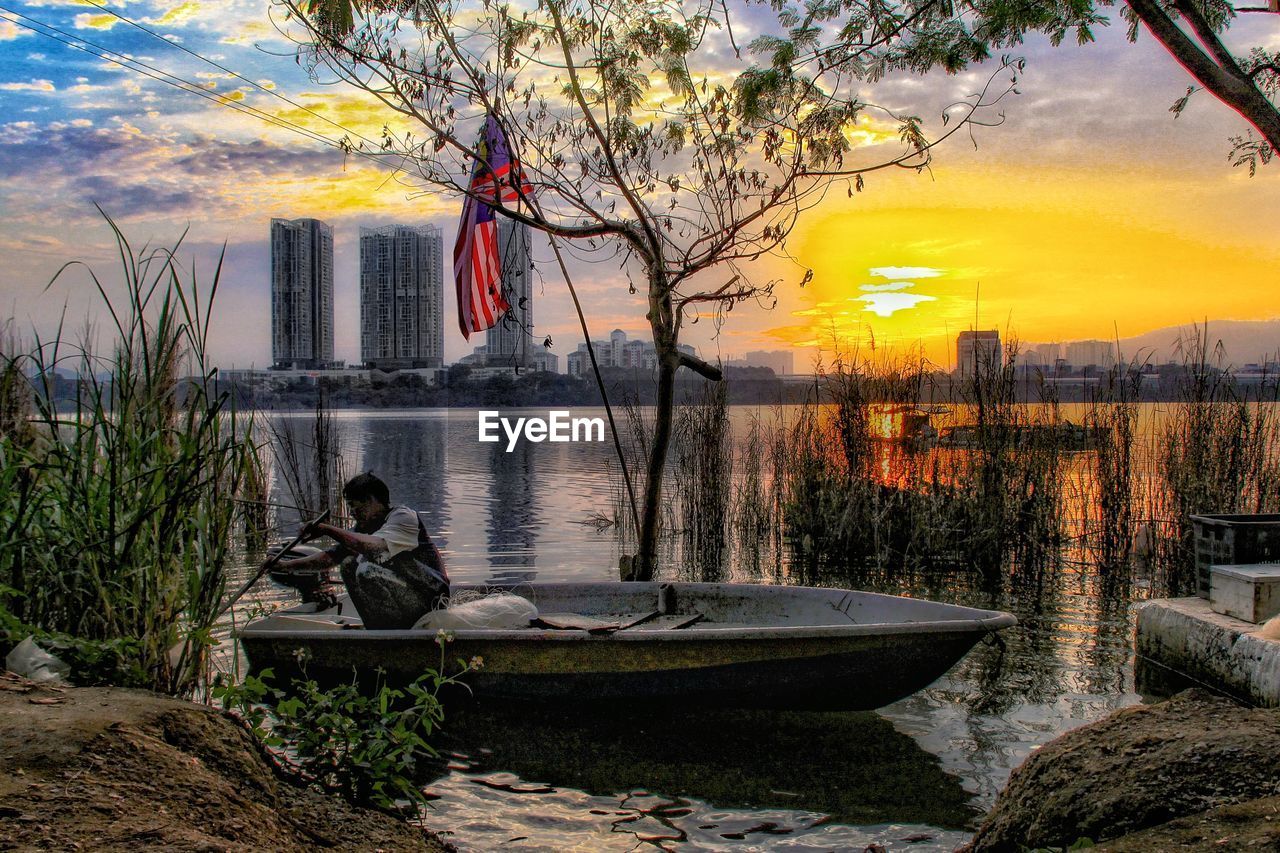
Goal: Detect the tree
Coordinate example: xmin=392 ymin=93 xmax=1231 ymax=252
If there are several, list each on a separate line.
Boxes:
xmin=767 ymin=0 xmax=1279 ymax=171
xmin=286 ymin=0 xmax=1017 ymax=580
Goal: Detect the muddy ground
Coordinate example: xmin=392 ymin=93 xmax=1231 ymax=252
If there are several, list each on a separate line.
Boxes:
xmin=0 ymin=676 xmax=453 ymax=851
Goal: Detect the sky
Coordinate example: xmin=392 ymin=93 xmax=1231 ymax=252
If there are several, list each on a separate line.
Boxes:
xmin=0 ymin=0 xmax=1277 ymax=372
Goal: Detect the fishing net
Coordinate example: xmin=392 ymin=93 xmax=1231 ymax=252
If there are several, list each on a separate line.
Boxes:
xmin=413 ymin=590 xmax=538 ymax=630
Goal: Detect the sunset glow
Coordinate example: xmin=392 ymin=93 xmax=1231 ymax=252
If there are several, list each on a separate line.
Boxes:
xmin=0 ymin=3 xmax=1277 ymax=368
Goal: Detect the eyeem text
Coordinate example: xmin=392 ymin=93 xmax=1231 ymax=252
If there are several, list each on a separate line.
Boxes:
xmin=478 ymin=410 xmax=607 ymax=452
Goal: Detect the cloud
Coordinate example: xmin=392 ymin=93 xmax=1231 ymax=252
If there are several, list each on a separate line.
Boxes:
xmin=145 ymin=2 xmax=201 ymax=27
xmin=869 ymin=266 xmax=944 ymax=278
xmin=1 ymin=19 xmax=30 ymax=41
xmin=76 ymin=174 xmax=199 ymax=217
xmin=859 ymin=282 xmax=912 ymax=292
xmin=855 ymin=292 xmax=937 ymax=317
xmin=0 ymin=79 xmax=56 ymax=92
xmin=73 ymin=12 xmax=120 ymax=29
xmin=167 ymin=134 xmax=342 ymax=178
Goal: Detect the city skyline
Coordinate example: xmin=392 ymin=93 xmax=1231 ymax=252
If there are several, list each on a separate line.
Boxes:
xmin=0 ymin=2 xmax=1277 ymax=371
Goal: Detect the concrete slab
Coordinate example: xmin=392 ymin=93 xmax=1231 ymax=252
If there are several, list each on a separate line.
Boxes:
xmin=1136 ymin=597 xmax=1280 ymax=707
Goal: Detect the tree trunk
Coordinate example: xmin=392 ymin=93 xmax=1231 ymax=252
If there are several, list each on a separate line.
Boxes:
xmin=1127 ymin=0 xmax=1280 ymax=155
xmin=634 ymin=277 xmax=679 ymax=582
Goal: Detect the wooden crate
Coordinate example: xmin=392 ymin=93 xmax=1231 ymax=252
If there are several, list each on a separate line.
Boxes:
xmin=1210 ymin=564 xmax=1280 ymax=624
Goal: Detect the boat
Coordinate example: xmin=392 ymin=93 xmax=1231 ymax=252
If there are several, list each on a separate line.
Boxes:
xmin=238 ymin=582 xmax=1015 ymax=711
xmin=936 ymin=421 xmax=1091 ymax=451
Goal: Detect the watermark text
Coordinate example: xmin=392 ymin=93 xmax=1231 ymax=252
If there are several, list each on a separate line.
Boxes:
xmin=478 ymin=410 xmax=606 ymax=451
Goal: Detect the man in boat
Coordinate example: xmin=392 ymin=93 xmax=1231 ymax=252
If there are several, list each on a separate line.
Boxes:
xmin=273 ymin=472 xmax=450 ymax=629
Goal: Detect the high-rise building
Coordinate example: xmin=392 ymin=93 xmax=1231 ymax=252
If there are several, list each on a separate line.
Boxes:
xmin=726 ymin=350 xmax=795 ymax=375
xmin=1028 ymin=343 xmax=1061 ymax=366
xmin=1065 ymin=340 xmax=1115 ymax=370
xmin=359 ymin=224 xmax=444 ymax=370
xmin=483 ymin=218 xmax=535 ymax=368
xmin=956 ymin=329 xmax=1002 ymax=378
xmin=271 ymin=218 xmax=334 ymax=370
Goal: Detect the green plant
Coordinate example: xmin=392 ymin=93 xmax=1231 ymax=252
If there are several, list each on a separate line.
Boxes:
xmin=214 ymin=637 xmax=480 ymax=818
xmin=0 ymin=213 xmax=257 ymax=694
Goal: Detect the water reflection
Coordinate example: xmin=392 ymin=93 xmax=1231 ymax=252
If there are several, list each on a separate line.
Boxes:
xmin=426 ymin=703 xmax=976 ymax=851
xmin=482 ymin=434 xmax=540 ymax=585
xmin=239 ymin=406 xmax=1145 ymax=848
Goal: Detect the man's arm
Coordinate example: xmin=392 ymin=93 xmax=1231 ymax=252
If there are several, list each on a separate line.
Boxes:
xmin=303 ymin=522 xmax=388 ymax=560
xmin=264 ymin=548 xmax=337 ymax=572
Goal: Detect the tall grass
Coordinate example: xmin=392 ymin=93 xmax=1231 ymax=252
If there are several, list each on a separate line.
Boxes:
xmin=771 ymin=346 xmax=1067 ymax=586
xmin=1151 ymin=327 xmax=1280 ymax=594
xmin=264 ymin=389 xmax=347 ymax=527
xmin=1085 ymin=364 xmax=1141 ymax=579
xmin=0 ymin=218 xmax=255 ymax=694
xmin=703 ymin=330 xmax=1278 ymax=596
xmin=672 ymin=383 xmax=732 ymax=579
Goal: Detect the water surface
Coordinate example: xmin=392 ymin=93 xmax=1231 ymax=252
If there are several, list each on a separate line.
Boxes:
xmin=230 ymin=406 xmax=1142 ymax=851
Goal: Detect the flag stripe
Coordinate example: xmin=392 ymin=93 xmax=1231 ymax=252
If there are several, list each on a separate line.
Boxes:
xmin=454 ymin=114 xmax=533 ymax=340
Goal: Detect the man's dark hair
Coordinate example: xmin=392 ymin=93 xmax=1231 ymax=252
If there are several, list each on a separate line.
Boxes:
xmin=343 ymin=472 xmax=390 ymax=506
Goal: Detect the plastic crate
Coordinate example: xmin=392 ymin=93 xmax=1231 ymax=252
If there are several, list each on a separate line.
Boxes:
xmin=1190 ymin=514 xmax=1280 ymax=598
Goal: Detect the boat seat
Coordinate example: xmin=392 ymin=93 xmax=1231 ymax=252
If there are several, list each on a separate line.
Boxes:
xmin=533 ymin=611 xmax=705 ymax=633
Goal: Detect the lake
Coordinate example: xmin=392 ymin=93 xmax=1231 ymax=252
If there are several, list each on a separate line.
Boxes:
xmin=229 ymin=405 xmax=1146 ymax=851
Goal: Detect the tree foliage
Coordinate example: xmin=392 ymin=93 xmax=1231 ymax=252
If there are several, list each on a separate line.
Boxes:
xmin=282 ymin=0 xmax=1018 ymax=578
xmin=755 ymin=0 xmax=1279 ymax=168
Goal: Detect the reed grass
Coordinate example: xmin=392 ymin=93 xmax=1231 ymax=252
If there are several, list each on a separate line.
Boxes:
xmin=672 ymin=383 xmax=732 ymax=579
xmin=1151 ymin=327 xmax=1280 ymax=594
xmin=0 ymin=217 xmax=255 ymax=694
xmin=719 ymin=329 xmax=1280 ymax=596
xmin=761 ymin=343 xmax=1071 ymax=585
xmin=1084 ymin=365 xmax=1141 ymax=578
xmin=264 ymin=389 xmax=347 ymax=527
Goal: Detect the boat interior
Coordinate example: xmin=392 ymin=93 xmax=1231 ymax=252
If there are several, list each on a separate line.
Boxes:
xmin=247 ymin=582 xmax=1005 ymax=635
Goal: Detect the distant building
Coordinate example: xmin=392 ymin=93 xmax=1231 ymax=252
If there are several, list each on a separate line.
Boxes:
xmin=528 ymin=349 xmax=558 ymax=373
xmin=483 ymin=218 xmax=535 ymax=368
xmin=359 ymin=224 xmax=445 ymax=370
xmin=1065 ymin=340 xmax=1115 ymax=370
xmin=271 ymin=218 xmax=334 ymax=370
xmin=726 ymin=350 xmax=794 ymax=375
xmin=460 ymin=219 xmax=537 ymax=370
xmin=564 ymin=330 xmax=693 ymax=377
xmin=1026 ymin=343 xmax=1061 ymax=367
xmin=955 ymin=329 xmax=1002 ymax=378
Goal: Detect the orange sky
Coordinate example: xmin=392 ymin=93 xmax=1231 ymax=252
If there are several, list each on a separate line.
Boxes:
xmin=735 ymin=161 xmax=1280 ymax=368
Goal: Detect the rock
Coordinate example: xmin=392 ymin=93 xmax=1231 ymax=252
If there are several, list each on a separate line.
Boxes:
xmin=968 ymin=689 xmax=1280 ymax=852
xmin=1092 ymin=794 xmax=1280 ymax=850
xmin=0 ymin=683 xmax=452 ymax=851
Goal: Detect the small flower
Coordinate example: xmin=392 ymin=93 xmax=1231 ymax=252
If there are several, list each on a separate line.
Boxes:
xmin=468 ymin=655 xmax=485 ymax=670
xmin=435 ymin=629 xmax=455 ymax=644
xmin=292 ymin=646 xmax=312 ymax=665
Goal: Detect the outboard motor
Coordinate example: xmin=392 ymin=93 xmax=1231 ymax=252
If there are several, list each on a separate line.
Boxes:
xmin=266 ymin=543 xmax=340 ymax=610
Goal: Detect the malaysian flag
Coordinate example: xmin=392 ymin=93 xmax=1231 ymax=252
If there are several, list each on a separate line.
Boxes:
xmin=454 ymin=114 xmax=531 ymax=339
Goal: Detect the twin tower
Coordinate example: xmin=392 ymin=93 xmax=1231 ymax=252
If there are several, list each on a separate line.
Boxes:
xmin=270 ymin=217 xmax=533 ymax=371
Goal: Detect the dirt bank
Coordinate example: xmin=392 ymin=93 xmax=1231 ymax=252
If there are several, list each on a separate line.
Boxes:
xmin=0 ymin=675 xmax=452 ymax=851
xmin=969 ymin=689 xmax=1280 ymax=852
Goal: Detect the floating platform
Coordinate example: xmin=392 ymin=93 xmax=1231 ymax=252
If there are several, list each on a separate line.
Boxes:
xmin=1136 ymin=597 xmax=1280 ymax=707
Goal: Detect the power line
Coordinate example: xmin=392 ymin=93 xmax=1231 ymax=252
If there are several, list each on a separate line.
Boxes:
xmin=0 ymin=6 xmax=408 ymax=176
xmin=71 ymin=0 xmax=384 ymax=150
xmin=0 ymin=7 xmax=343 ymax=150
